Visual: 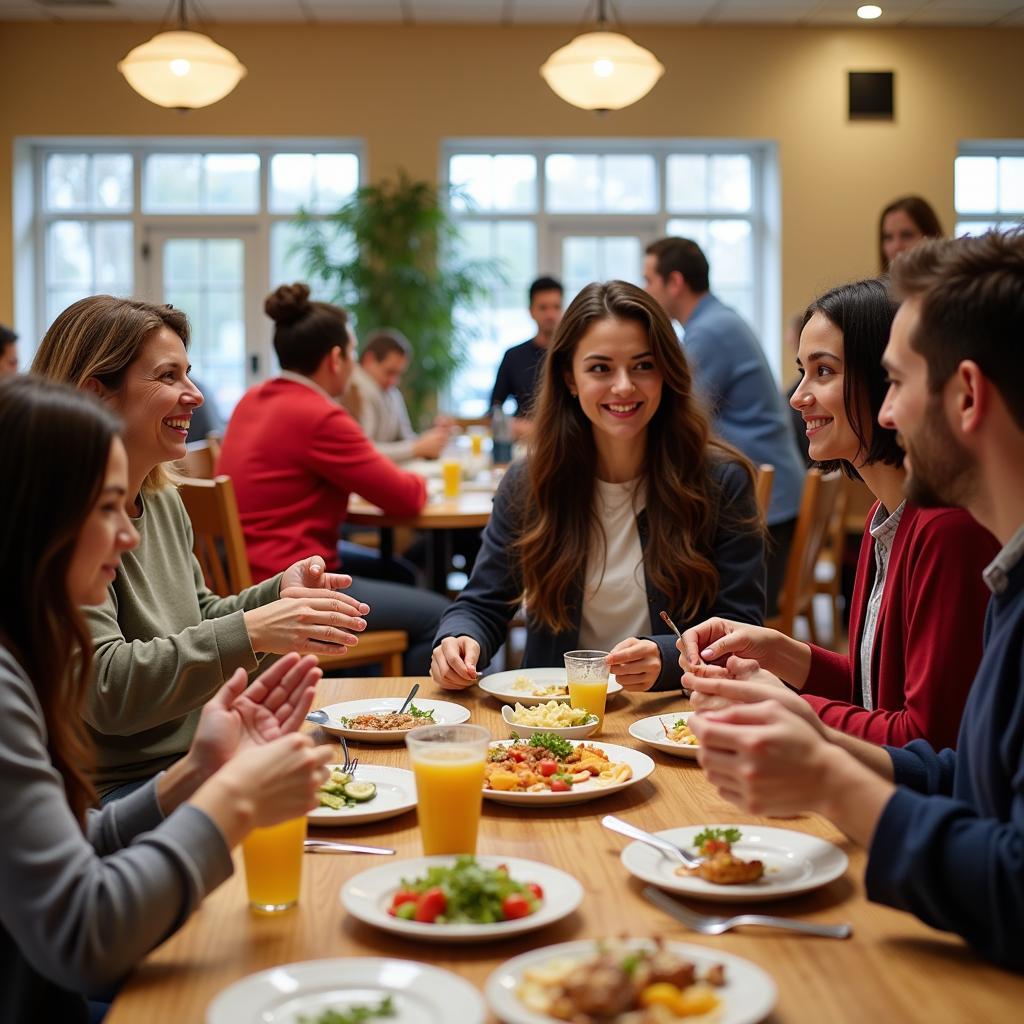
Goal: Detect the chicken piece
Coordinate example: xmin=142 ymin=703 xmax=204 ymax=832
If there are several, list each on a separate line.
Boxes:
xmin=704 ymin=963 xmax=727 ymax=987
xmin=563 ymin=962 xmax=636 ymax=1017
xmin=646 ymin=949 xmax=697 ymax=991
xmin=697 ymin=850 xmax=765 ymax=885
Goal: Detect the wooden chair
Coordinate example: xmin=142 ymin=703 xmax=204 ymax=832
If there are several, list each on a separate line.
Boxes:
xmin=179 ymin=476 xmax=407 ymax=676
xmin=178 ymin=439 xmax=217 ymax=480
xmin=766 ymin=468 xmax=844 ymax=642
xmin=755 ymin=464 xmax=775 ymax=521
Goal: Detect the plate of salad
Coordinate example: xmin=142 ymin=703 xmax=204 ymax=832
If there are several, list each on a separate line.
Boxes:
xmin=206 ymin=957 xmax=485 ymax=1023
xmin=315 ymin=698 xmax=471 ymax=743
xmin=340 ymin=855 xmax=584 ymax=943
xmin=307 ymin=765 xmax=417 ymax=827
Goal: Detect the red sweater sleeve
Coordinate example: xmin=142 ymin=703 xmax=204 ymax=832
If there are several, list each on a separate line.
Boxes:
xmin=803 ymin=510 xmax=995 ymax=747
xmin=308 ymin=406 xmax=426 ymax=517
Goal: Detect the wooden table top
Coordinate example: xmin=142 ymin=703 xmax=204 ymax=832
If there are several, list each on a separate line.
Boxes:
xmin=347 ymin=489 xmax=494 ymax=530
xmin=107 ymin=677 xmax=1024 ymax=1023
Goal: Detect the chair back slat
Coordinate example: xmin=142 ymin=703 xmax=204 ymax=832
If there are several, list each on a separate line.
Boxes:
xmin=178 ymin=440 xmax=217 ymax=480
xmin=755 ymin=464 xmax=775 ymax=521
xmin=178 ymin=475 xmax=253 ymax=593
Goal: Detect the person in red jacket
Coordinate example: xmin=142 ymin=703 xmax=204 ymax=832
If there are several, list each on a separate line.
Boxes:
xmin=680 ymin=278 xmax=996 ymax=748
xmin=218 ymin=283 xmax=449 ymax=674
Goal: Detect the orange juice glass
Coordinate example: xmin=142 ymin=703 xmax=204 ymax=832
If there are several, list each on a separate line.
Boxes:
xmin=241 ymin=815 xmax=306 ymax=913
xmin=406 ymin=724 xmax=489 ymax=855
xmin=565 ymin=649 xmax=611 ymax=736
xmin=469 ymin=429 xmax=484 ymax=456
xmin=441 ymin=457 xmax=462 ymax=498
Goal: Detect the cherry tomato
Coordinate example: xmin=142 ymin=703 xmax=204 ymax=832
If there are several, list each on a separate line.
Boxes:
xmin=703 ymin=839 xmax=730 ymax=856
xmin=550 ymin=777 xmax=572 ymax=792
xmin=414 ymin=886 xmax=447 ymax=923
xmin=509 ymin=748 xmax=527 ymax=762
xmin=537 ymin=759 xmax=558 ymax=777
xmin=501 ymin=893 xmax=532 ymax=920
xmin=389 ymin=889 xmax=418 ymax=914
xmin=526 ymin=882 xmax=544 ymax=901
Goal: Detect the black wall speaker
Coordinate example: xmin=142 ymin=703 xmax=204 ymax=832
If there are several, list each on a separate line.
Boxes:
xmin=849 ymin=71 xmax=894 ymax=120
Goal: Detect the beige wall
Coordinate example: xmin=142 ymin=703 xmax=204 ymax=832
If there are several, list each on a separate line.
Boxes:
xmin=2 ymin=20 xmax=1023 ymax=370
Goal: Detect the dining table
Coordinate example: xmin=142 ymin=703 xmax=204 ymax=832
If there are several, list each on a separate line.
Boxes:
xmin=106 ymin=676 xmax=1024 ymax=1023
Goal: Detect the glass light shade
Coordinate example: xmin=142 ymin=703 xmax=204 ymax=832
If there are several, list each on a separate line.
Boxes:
xmin=118 ymin=30 xmax=247 ymax=110
xmin=540 ymin=31 xmax=664 ymax=111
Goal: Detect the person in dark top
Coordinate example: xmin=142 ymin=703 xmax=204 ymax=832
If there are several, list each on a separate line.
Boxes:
xmin=683 ymin=228 xmax=1024 ymax=970
xmin=0 ymin=323 xmax=18 ymax=376
xmin=489 ymin=276 xmax=563 ymax=440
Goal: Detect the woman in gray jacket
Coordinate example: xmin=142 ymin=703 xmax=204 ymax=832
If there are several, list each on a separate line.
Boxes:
xmin=0 ymin=376 xmax=332 ymax=1023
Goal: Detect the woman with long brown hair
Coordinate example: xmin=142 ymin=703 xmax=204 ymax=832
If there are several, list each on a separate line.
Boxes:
xmin=0 ymin=376 xmax=331 ymax=1023
xmin=432 ymin=280 xmax=764 ymax=692
xmin=878 ymin=195 xmax=943 ymax=272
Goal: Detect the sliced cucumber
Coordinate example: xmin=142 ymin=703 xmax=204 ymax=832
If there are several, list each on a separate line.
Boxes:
xmin=318 ymin=792 xmax=345 ymax=810
xmin=342 ymin=781 xmax=377 ymax=803
xmin=330 ymin=769 xmax=352 ymax=786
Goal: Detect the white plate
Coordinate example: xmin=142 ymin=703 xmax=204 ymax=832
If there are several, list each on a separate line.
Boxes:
xmin=485 ymin=938 xmax=777 ymax=1024
xmin=207 ymin=957 xmax=485 ymax=1024
xmin=316 ymin=698 xmax=471 ymax=742
xmin=308 ymin=765 xmax=417 ymax=827
xmin=500 ymin=703 xmax=600 ymax=740
xmin=620 ymin=824 xmax=849 ymax=903
xmin=629 ymin=712 xmax=700 ymax=759
xmin=483 ymin=739 xmax=655 ymax=806
xmin=341 ymin=855 xmax=583 ymax=944
xmin=480 ymin=667 xmax=623 ymax=704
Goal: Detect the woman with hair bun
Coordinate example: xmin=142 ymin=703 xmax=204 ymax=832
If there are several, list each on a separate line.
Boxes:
xmin=218 ymin=283 xmax=449 ymax=675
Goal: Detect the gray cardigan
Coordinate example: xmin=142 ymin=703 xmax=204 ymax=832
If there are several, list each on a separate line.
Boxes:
xmin=0 ymin=645 xmax=233 ymax=1023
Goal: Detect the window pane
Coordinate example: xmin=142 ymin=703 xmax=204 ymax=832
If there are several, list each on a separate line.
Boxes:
xmin=203 ymin=154 xmax=259 ymax=212
xmin=270 ymin=154 xmax=315 ymax=213
xmin=562 ymin=235 xmax=642 ymax=298
xmin=546 ymin=154 xmax=600 ymax=212
xmin=144 ymin=154 xmax=202 ymax=212
xmin=450 ymin=154 xmax=494 ymax=212
xmin=666 ymin=217 xmax=711 ymax=251
xmin=491 ymin=155 xmax=537 ymax=212
xmin=47 ymin=221 xmax=92 ymax=285
xmin=165 ymin=238 xmax=202 ymax=285
xmin=207 ymin=237 xmax=244 ymax=285
xmin=999 ymin=157 xmax=1024 ymax=213
xmin=47 ymin=288 xmax=92 ymax=328
xmin=709 ymin=155 xmax=752 ymax=212
xmin=46 ymin=154 xmax=89 ymax=210
xmin=955 ymin=156 xmax=998 ymax=213
xmin=667 ymin=218 xmax=753 ymax=291
xmin=270 ymin=221 xmax=350 ymax=298
xmin=314 ymin=153 xmax=359 ymax=212
xmin=92 ymin=154 xmax=133 ymax=211
xmin=666 ymin=155 xmax=707 ymax=212
xmin=94 ymin=222 xmax=133 ymax=290
xmin=603 ymin=155 xmax=656 ymax=212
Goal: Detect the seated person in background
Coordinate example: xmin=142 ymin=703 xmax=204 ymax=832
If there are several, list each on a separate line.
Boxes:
xmin=489 ymin=275 xmax=563 ymax=440
xmin=643 ymin=237 xmax=804 ymax=616
xmin=432 ymin=280 xmax=764 ymax=693
xmin=219 ymin=284 xmax=449 ymax=675
xmin=682 ymin=278 xmax=996 ymax=749
xmin=184 ymin=374 xmax=224 ymax=445
xmin=32 ymin=295 xmax=366 ymax=803
xmin=343 ymin=327 xmax=452 ymax=462
xmin=878 ymin=194 xmax=943 ymax=273
xmin=783 ymin=312 xmax=813 ymax=466
xmin=0 ymin=375 xmax=331 ymax=1024
xmin=684 ymin=230 xmax=1024 ymax=969
xmin=0 ymin=322 xmax=18 ymax=375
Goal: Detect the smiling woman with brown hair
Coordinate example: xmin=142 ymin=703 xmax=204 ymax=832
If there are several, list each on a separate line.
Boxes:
xmin=431 ymin=279 xmax=765 ymax=693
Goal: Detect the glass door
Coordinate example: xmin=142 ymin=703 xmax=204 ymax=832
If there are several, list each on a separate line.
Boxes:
xmin=549 ymin=224 xmax=656 ymax=302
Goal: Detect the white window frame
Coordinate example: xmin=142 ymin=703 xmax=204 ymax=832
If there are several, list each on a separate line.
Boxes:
xmin=440 ymin=137 xmax=781 ymax=400
xmin=954 ymin=140 xmax=1024 ymax=236
xmin=13 ymin=137 xmax=365 ymax=374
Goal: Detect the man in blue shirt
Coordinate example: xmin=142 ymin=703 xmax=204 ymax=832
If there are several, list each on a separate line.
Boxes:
xmin=489 ymin=276 xmax=563 ymax=441
xmin=683 ymin=228 xmax=1024 ymax=969
xmin=643 ymin=238 xmax=804 ymax=615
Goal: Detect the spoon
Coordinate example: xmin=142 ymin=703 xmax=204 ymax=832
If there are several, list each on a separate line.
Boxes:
xmin=397 ymin=682 xmax=420 ymax=715
xmin=305 ymin=708 xmax=329 ymax=725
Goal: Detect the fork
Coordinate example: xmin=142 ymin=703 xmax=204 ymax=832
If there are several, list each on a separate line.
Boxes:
xmin=340 ymin=735 xmax=358 ymax=775
xmin=602 ymin=815 xmax=703 ymax=869
xmin=643 ymin=886 xmax=852 ymax=939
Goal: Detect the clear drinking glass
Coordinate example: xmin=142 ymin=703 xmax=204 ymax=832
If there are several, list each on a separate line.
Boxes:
xmin=564 ymin=649 xmax=611 ymax=735
xmin=241 ymin=815 xmax=307 ymax=913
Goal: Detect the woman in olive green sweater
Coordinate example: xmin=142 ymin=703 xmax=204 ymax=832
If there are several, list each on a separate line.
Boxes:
xmin=33 ymin=295 xmax=369 ymax=798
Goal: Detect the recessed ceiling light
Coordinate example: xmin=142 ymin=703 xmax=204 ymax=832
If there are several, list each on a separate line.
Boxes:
xmin=857 ymin=4 xmax=883 ymax=18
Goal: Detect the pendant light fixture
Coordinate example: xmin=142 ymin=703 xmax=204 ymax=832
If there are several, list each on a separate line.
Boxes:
xmin=540 ymin=0 xmax=665 ymax=113
xmin=118 ymin=0 xmax=247 ymax=111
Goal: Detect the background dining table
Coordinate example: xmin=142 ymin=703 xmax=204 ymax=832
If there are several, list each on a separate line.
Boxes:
xmin=106 ymin=676 xmax=1024 ymax=1023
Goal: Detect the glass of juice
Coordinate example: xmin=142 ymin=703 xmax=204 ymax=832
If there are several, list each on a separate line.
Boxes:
xmin=406 ymin=723 xmax=490 ymax=855
xmin=564 ymin=649 xmax=611 ymax=736
xmin=241 ymin=815 xmax=307 ymax=913
xmin=441 ymin=454 xmax=462 ymax=498
xmin=469 ymin=428 xmax=484 ymax=457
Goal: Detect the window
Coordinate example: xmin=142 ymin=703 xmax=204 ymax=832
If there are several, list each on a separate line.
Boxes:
xmin=954 ymin=144 xmax=1024 ymax=237
xmin=27 ymin=141 xmax=361 ymax=412
xmin=444 ymin=140 xmax=778 ymax=417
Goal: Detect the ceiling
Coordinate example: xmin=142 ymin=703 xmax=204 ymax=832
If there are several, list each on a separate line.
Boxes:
xmin=1 ymin=0 xmax=1022 ymax=26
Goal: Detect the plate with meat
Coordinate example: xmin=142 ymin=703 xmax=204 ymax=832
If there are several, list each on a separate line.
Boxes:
xmin=485 ymin=936 xmax=776 ymax=1024
xmin=620 ymin=825 xmax=849 ymax=903
xmin=315 ymin=698 xmax=471 ymax=743
xmin=629 ymin=712 xmax=700 ymax=759
xmin=483 ymin=735 xmax=655 ymax=806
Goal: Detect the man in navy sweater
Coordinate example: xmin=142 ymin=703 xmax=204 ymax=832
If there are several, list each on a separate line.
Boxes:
xmin=683 ymin=228 xmax=1024 ymax=969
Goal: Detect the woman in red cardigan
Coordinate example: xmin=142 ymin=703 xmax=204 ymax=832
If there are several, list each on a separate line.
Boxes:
xmin=681 ymin=278 xmax=997 ymax=749
xmin=218 ymin=284 xmax=449 ymax=674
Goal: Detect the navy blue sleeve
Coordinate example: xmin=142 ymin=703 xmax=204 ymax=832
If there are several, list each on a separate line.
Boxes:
xmin=433 ymin=464 xmax=525 ymax=668
xmin=886 ymin=740 xmax=958 ymax=796
xmin=489 ymin=350 xmax=513 ymax=410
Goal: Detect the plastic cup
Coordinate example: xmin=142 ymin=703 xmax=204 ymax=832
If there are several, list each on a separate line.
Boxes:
xmin=406 ymin=723 xmax=490 ymax=855
xmin=564 ymin=649 xmax=611 ymax=735
xmin=241 ymin=815 xmax=306 ymax=913
xmin=441 ymin=456 xmax=462 ymax=498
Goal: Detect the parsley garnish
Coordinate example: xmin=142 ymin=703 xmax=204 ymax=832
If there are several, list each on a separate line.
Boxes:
xmin=298 ymin=995 xmax=396 ymax=1023
xmin=693 ymin=827 xmax=742 ymax=851
xmin=528 ymin=732 xmax=574 ymax=760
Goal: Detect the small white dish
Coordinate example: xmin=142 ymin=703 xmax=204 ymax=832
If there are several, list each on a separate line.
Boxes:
xmin=341 ymin=855 xmax=583 ymax=944
xmin=308 ymin=765 xmax=417 ymax=827
xmin=480 ymin=667 xmax=623 ymax=705
xmin=316 ymin=697 xmax=471 ymax=743
xmin=483 ymin=739 xmax=655 ymax=807
xmin=500 ymin=704 xmax=600 ymax=740
xmin=620 ymin=824 xmax=849 ymax=903
xmin=207 ymin=957 xmax=485 ymax=1023
xmin=629 ymin=712 xmax=700 ymax=759
xmin=485 ymin=938 xmax=777 ymax=1024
